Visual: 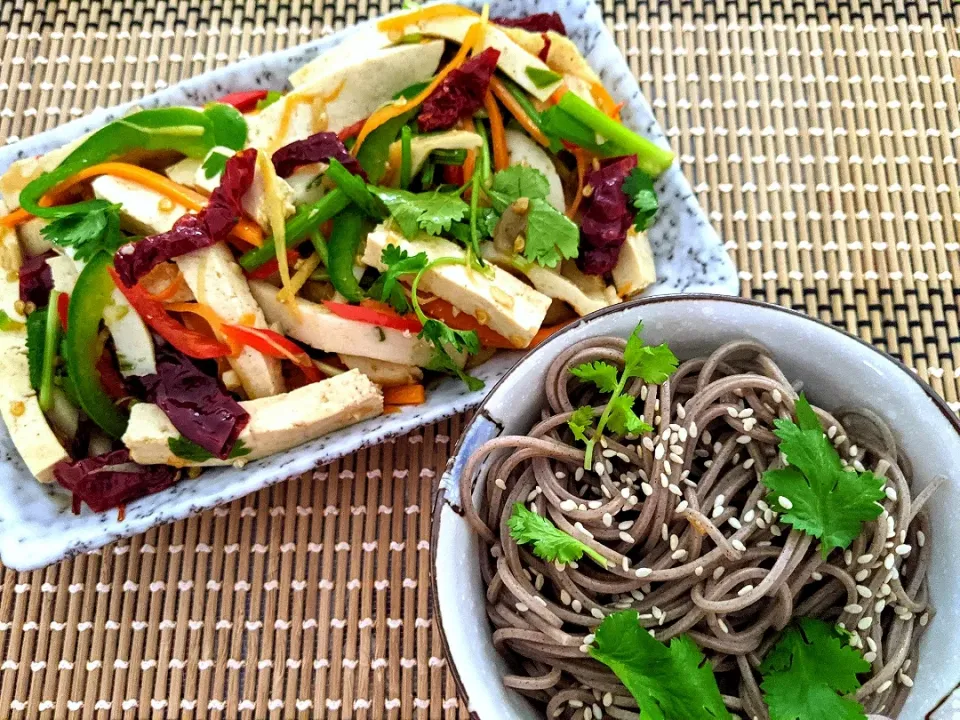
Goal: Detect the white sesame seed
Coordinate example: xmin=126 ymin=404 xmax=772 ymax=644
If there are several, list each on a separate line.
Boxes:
xmin=856 ymin=585 xmax=873 ymax=598
xmin=578 ymin=645 xmax=590 ymax=655
xmin=660 ymin=473 xmax=669 ymax=488
xmin=640 ymin=386 xmax=648 ymax=400
xmin=654 ymin=444 xmax=665 ymax=460
xmin=867 ymin=637 xmax=877 ymax=652
xmin=591 ymin=608 xmax=604 ymax=619
xmin=593 ymin=703 xmax=603 ymax=718
xmin=560 ymin=499 xmax=577 ymax=512
xmin=560 ymin=590 xmax=571 ymax=605
xmin=738 ymin=585 xmax=754 ymax=596
xmin=494 ymin=478 xmax=507 ymax=490
xmin=628 ymin=495 xmax=638 ymax=506
xmin=877 ymin=680 xmax=893 ymax=694
xmin=516 ymin=602 xmax=528 ymax=612
xmin=669 ymin=534 xmax=679 ymax=550
xmin=669 ymin=453 xmax=683 ymax=465
xmin=875 ymin=600 xmax=886 ymax=613
xmin=622 ymin=557 xmax=630 ymax=571
xmin=718 ymin=619 xmax=729 ymax=633
xmin=844 ymin=604 xmax=863 ymax=613
xmin=572 ymin=599 xmax=583 ymax=613
xmin=743 ymin=458 xmax=755 ymax=469
xmin=731 ymin=539 xmax=747 ymax=552
xmin=583 ymin=633 xmax=596 ymax=645
xmin=857 ymin=554 xmax=874 ymax=565
xmin=661 ymin=523 xmax=669 ymax=541
xmin=602 ymin=513 xmax=613 ymax=527
xmin=917 ymin=530 xmax=926 ymax=548
xmin=849 ymin=445 xmax=859 ymax=456
xmin=588 ymin=500 xmax=602 ymax=510
xmin=603 ymin=692 xmax=613 ymax=707
xmin=900 ymin=673 xmax=914 ymax=688
xmin=885 ymin=486 xmax=898 ymax=502
xmin=618 ymin=520 xmax=633 ymax=531
xmin=619 ymin=532 xmax=633 ymax=543
xmin=920 ymin=612 xmax=929 ymax=626
xmin=555 ymin=561 xmax=565 ymax=572
xmin=676 ymin=500 xmax=689 ymax=514
xmin=575 ymin=468 xmax=585 ymax=482
xmin=742 ymin=509 xmax=756 ymax=523
xmin=703 ymin=460 xmax=713 ymax=468
xmin=570 ymin=700 xmax=584 ymax=708
xmin=640 ymin=482 xmax=653 ymax=496
xmin=635 ymin=567 xmax=652 ymax=578
xmin=728 ymin=517 xmax=743 ymax=530
xmin=779 ymin=496 xmax=794 ymax=510
xmin=642 ymin=436 xmax=655 ymax=452
xmin=743 ymin=418 xmax=757 ymax=431
xmin=811 ymin=571 xmax=823 ymax=581
xmin=535 ymin=574 xmax=544 ymax=590
xmin=772 ymin=389 xmax=783 ymax=403
xmin=689 ymin=422 xmax=698 ymax=438
xmin=857 ymin=616 xmax=874 ymax=630
xmin=713 ymin=567 xmax=725 ymax=580
xmin=853 ymin=460 xmax=866 ymax=472
xmin=844 ymin=550 xmax=854 ymax=566
xmin=770 ymin=524 xmax=782 ymax=537
xmin=663 ymin=460 xmax=672 ymax=475
xmin=712 ymin=505 xmax=724 ymax=519
xmin=756 ymin=517 xmax=767 ymax=529
xmin=621 ymin=488 xmax=631 ymax=499
xmin=736 ymin=435 xmax=752 ymax=444
xmin=602 ymin=449 xmax=617 ymax=459
xmin=727 ymin=406 xmax=738 ymax=418
xmin=895 ymin=544 xmax=911 ymax=556
xmin=879 ymin=583 xmax=891 ymax=597
xmin=884 ymin=554 xmax=895 ymax=570
xmin=668 ymin=484 xmax=683 ymax=497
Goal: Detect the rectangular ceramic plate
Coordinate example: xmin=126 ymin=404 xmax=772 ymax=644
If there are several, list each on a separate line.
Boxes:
xmin=0 ymin=0 xmax=736 ymax=570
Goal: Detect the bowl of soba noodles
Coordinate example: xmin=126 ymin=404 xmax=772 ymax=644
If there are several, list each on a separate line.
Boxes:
xmin=432 ymin=295 xmax=959 ymax=720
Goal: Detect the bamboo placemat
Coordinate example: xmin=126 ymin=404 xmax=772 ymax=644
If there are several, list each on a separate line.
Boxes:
xmin=1 ymin=0 xmax=958 ymax=717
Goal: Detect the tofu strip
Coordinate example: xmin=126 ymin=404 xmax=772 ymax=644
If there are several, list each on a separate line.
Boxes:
xmin=249 ymin=280 xmax=449 ymax=368
xmin=362 ymin=225 xmax=552 ymax=348
xmin=123 ymin=369 xmax=383 ymax=466
xmin=0 ymin=203 xmax=68 ymax=482
xmin=92 ymin=175 xmax=285 ymax=399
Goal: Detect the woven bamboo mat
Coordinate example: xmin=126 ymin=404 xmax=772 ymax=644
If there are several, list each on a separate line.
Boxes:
xmin=0 ymin=0 xmax=958 ymax=717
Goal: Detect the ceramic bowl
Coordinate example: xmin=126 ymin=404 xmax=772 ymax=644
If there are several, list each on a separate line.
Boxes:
xmin=432 ymin=295 xmax=960 ymax=719
xmin=0 ymin=0 xmax=736 ymax=571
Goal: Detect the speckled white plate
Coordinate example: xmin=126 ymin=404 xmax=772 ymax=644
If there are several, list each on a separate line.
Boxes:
xmin=0 ymin=0 xmax=736 ymax=570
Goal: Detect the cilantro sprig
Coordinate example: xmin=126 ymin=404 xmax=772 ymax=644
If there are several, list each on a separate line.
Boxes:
xmin=40 ymin=202 xmax=124 ymax=261
xmin=589 ymin=610 xmax=729 ymax=720
xmin=759 ymin=618 xmax=870 ymax=720
xmin=168 ymin=437 xmax=251 ymax=463
xmin=373 ymin=187 xmax=469 ymax=239
xmin=761 ymin=394 xmax=885 ymax=556
xmin=369 ymin=244 xmax=429 ymax=314
xmin=623 ymin=167 xmax=659 ymax=232
xmin=507 ymin=502 xmax=607 ymax=567
xmin=485 ymin=165 xmax=579 ymax=269
xmin=568 ymin=322 xmax=677 ymax=468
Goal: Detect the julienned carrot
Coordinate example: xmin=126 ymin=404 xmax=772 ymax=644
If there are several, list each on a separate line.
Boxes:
xmin=0 ymin=207 xmax=30 ymax=229
xmin=144 ymin=270 xmax=185 ymax=302
xmin=589 ymin=81 xmax=621 ymax=120
xmin=0 ymin=162 xmax=264 ymax=246
xmin=567 ymin=148 xmax=589 ymax=219
xmin=529 ymin=319 xmax=575 ymax=348
xmin=483 ymin=92 xmax=509 ymax=172
xmin=353 ymin=22 xmax=485 ymax=152
xmin=461 ymin=117 xmax=477 ymax=183
xmin=382 ymin=384 xmax=426 ymax=406
xmin=489 ymin=77 xmax=551 ymax=148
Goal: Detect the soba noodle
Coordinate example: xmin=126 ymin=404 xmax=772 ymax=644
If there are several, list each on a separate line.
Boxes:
xmin=461 ymin=338 xmax=940 ymax=720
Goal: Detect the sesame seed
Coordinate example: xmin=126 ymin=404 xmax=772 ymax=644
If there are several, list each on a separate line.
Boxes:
xmin=736 ymin=435 xmax=752 ymax=444
xmin=757 ymin=500 xmax=769 ymax=511
xmin=743 ymin=458 xmax=755 ymax=469
xmin=844 ymin=604 xmax=863 ymax=613
xmin=640 ymin=386 xmax=648 ymax=400
xmin=619 ymin=532 xmax=633 ymax=543
xmin=857 ymin=554 xmax=874 ymax=565
xmin=676 ymin=500 xmax=689 ymax=513
xmin=856 ymin=585 xmax=873 ymax=598
xmin=591 ymin=608 xmax=604 ymax=619
xmin=594 ymin=462 xmax=605 ymax=475
xmin=603 ymin=513 xmax=613 ymax=527
xmin=560 ymin=499 xmax=577 ymax=512
xmin=618 ymin=520 xmax=633 ymax=531
xmin=895 ymin=544 xmax=911 ymax=556
xmin=849 ymin=445 xmax=859 ymax=456
xmin=659 ymin=473 xmax=669 ymax=488
xmin=575 ymin=468 xmax=585 ymax=482
xmin=494 ymin=478 xmax=507 ymax=490
xmin=535 ymin=574 xmax=544 ymax=590
xmin=694 ymin=565 xmax=704 ymax=576
xmin=663 ymin=460 xmax=673 ymax=475
xmin=743 ymin=418 xmax=757 ymax=431
xmin=885 ymin=486 xmax=898 ymax=502
xmin=642 ymin=436 xmax=655 ymax=452
xmin=728 ymin=518 xmax=743 ymax=530
xmin=727 ymin=407 xmax=738 ymax=418
xmin=578 ymin=645 xmax=590 ymax=655
xmin=621 ymin=488 xmax=631 ymax=499
xmin=661 ymin=524 xmax=669 ymax=541
xmin=583 ymin=633 xmax=596 ymax=645
xmin=779 ymin=496 xmax=794 ymax=510
xmin=857 ymin=616 xmax=874 ymax=630
xmin=731 ymin=539 xmax=747 ymax=552
xmin=738 ymin=585 xmax=754 ymax=596
xmin=884 ymin=554 xmax=895 ymax=570
xmin=811 ymin=571 xmax=823 ymax=580
xmin=593 ymin=703 xmax=603 ymax=718
xmin=920 ymin=612 xmax=929 ymax=626
xmin=855 ymin=569 xmax=870 ymax=582
xmin=770 ymin=524 xmax=782 ymax=537
xmin=561 ymin=590 xmax=571 ymax=605
xmin=867 ymin=637 xmax=877 ymax=652
xmin=853 ymin=460 xmax=866 ymax=472
xmin=877 ymin=680 xmax=893 ymax=694
xmin=756 ymin=517 xmax=767 ymax=529
xmin=668 ymin=484 xmax=683 ymax=497
xmin=718 ymin=619 xmax=729 ymax=633
xmin=689 ymin=422 xmax=698 ymax=438
xmin=844 ymin=550 xmax=854 ymax=566
xmin=669 ymin=453 xmax=683 ymax=465
xmin=570 ymin=700 xmax=584 ymax=708
xmin=640 ymin=482 xmax=653 ymax=496
xmin=772 ymin=389 xmax=783 ymax=403
xmin=900 ymin=673 xmax=914 ymax=688
xmin=599 ymin=437 xmax=608 ymax=449
xmin=555 ymin=561 xmax=566 ymax=572
xmin=703 ymin=460 xmax=713 ymax=468
xmin=622 ymin=557 xmax=630 ymax=571
xmin=572 ymin=599 xmax=583 ymax=613
xmin=635 ymin=568 xmax=652 ymax=578
xmin=602 ymin=449 xmax=617 ymax=458
xmin=628 ymin=495 xmax=638 ymax=506
xmin=712 ymin=505 xmax=725 ymax=519
xmin=875 ymin=600 xmax=886 ymax=613
xmin=713 ymin=567 xmax=725 ymax=580
xmin=603 ymin=692 xmax=613 ymax=707
xmin=654 ymin=444 xmax=665 ymax=460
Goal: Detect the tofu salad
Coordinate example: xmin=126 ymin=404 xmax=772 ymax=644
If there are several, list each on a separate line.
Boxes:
xmin=0 ymin=4 xmax=674 ymax=513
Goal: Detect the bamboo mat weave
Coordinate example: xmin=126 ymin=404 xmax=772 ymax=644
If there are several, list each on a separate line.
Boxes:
xmin=1 ymin=0 xmax=959 ymax=717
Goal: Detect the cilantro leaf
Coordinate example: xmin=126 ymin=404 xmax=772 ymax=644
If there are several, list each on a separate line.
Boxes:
xmin=369 ymin=244 xmax=428 ymax=314
xmin=760 ymin=618 xmax=870 ymax=720
xmin=374 ymin=187 xmax=469 ymax=239
xmin=761 ymin=393 xmax=885 ymax=556
xmin=420 ymin=319 xmax=483 ymax=391
xmin=589 ymin=610 xmax=729 ymax=720
xmin=623 ymin=324 xmax=678 ymax=383
xmin=201 ymin=150 xmax=229 ymax=180
xmin=569 ymin=322 xmax=675 ymax=468
xmin=523 ymin=198 xmax=579 ymax=268
xmin=622 ymin=168 xmax=659 ymax=232
xmin=25 ymin=308 xmax=47 ymax=392
xmin=487 ymin=165 xmax=550 ymax=213
xmin=507 ymin=502 xmax=607 ymax=567
xmin=570 ymin=361 xmax=619 ymax=393
xmin=606 ymin=394 xmax=652 ymax=436
xmin=568 ymin=405 xmax=596 ymax=444
xmin=168 ymin=437 xmax=251 ymax=462
xmin=40 ymin=203 xmax=124 ymax=262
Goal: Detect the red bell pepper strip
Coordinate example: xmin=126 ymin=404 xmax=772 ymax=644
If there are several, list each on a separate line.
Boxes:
xmin=338 ymin=118 xmax=367 ymax=142
xmin=56 ymin=292 xmax=70 ymax=331
xmin=323 ymin=300 xmax=423 ymax=334
xmin=219 ymin=324 xmax=323 ymax=383
xmin=244 ymin=250 xmax=300 ymax=281
xmin=217 ymin=90 xmax=269 ymax=113
xmin=108 ymin=267 xmax=231 ymax=359
xmin=96 ymin=350 xmax=128 ymax=400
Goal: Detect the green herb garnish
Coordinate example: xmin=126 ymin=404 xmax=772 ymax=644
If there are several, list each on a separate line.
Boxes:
xmin=623 ymin=168 xmax=659 ymax=231
xmin=761 ymin=394 xmax=886 ymax=556
xmin=507 ymin=502 xmax=607 ymax=567
xmin=525 ymin=66 xmax=563 ymax=89
xmin=168 ymin=437 xmax=251 ymax=463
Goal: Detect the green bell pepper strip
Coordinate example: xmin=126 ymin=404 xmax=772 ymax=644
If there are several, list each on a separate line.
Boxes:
xmin=399 ymin=126 xmax=413 ymax=190
xmin=38 ymin=290 xmax=61 ymax=412
xmin=355 ymin=81 xmax=428 ymax=183
xmin=238 ymin=189 xmax=350 ymax=271
xmin=430 ymin=149 xmax=468 ymax=166
xmin=309 ymin=230 xmax=329 ymax=267
xmin=66 ymin=252 xmax=129 ymax=438
xmin=20 ymin=105 xmax=241 ymax=219
xmin=556 ymin=93 xmax=675 ymax=177
xmin=325 ymin=159 xmax=384 ymax=218
xmin=327 ymin=206 xmax=366 ymax=302
xmin=200 ymin=102 xmax=248 ymax=178
xmin=498 ymin=76 xmax=548 ymax=133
